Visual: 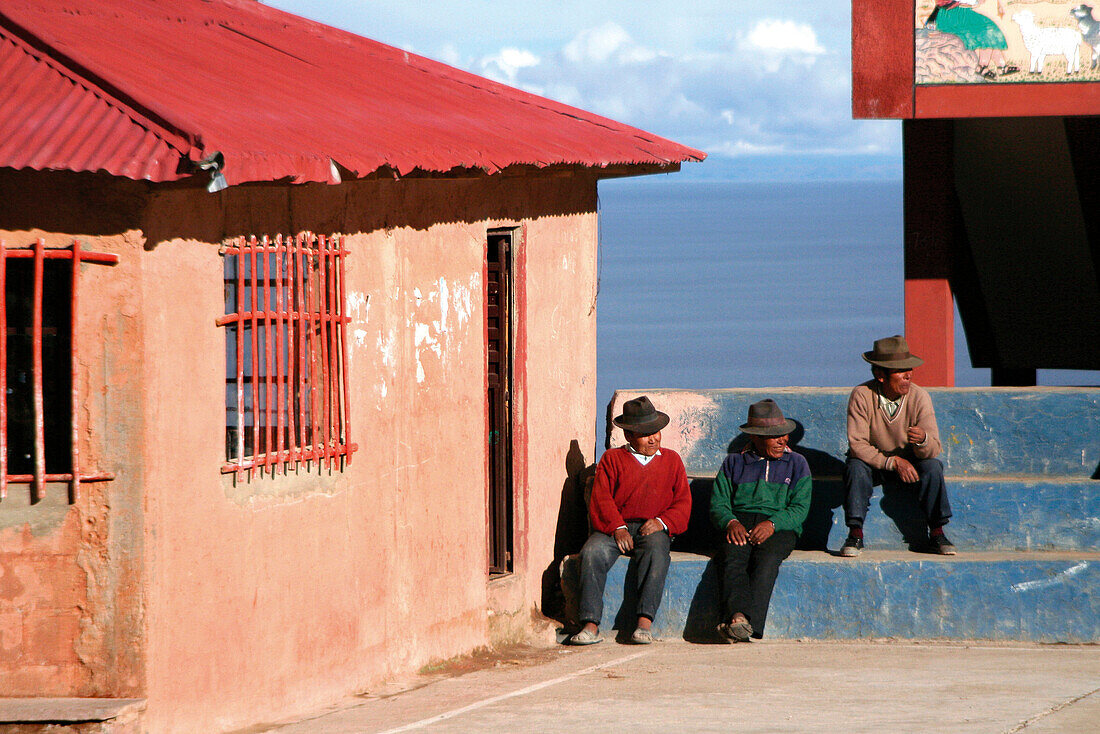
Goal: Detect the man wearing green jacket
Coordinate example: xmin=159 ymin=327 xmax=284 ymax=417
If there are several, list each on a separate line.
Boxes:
xmin=710 ymin=399 xmax=812 ymax=641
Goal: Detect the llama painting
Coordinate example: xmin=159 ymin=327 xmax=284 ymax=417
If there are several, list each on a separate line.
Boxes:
xmin=914 ymin=0 xmax=1100 ymax=83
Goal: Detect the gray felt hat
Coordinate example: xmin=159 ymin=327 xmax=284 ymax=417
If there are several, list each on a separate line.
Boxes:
xmin=613 ymin=396 xmax=670 ymax=435
xmin=862 ymin=334 xmax=924 ymax=370
xmin=740 ymin=399 xmax=796 ymax=437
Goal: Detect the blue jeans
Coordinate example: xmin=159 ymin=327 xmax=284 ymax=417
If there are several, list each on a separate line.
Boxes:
xmin=577 ymin=520 xmax=671 ymax=627
xmin=844 ymin=456 xmax=952 ymax=528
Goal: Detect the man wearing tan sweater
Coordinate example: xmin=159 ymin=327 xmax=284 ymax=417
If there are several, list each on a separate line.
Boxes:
xmin=840 ymin=335 xmax=955 ymax=557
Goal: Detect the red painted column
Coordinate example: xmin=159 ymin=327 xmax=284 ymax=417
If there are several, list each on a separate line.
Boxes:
xmin=904 ymin=279 xmax=954 ymax=387
xmin=903 ymin=120 xmax=955 ymax=386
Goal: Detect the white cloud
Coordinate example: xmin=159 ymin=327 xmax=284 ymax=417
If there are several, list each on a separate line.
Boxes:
xmin=479 ymin=47 xmax=540 ymax=85
xmin=265 ymin=0 xmax=901 ymax=180
xmin=438 ymin=42 xmax=463 ymax=67
xmin=562 ymin=22 xmax=656 ymax=64
xmin=742 ymin=19 xmax=826 ymax=55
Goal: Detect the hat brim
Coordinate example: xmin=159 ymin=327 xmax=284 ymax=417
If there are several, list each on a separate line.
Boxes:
xmin=862 ymin=352 xmax=924 ymax=370
xmin=740 ymin=419 xmax=796 ymax=437
xmin=613 ymin=412 xmax=670 ymax=435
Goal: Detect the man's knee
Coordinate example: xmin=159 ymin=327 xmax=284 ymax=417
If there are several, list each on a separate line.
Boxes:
xmin=579 ymin=533 xmax=619 ymax=570
xmin=917 ymin=457 xmax=944 ymax=479
xmin=844 ymin=457 xmax=874 ymax=484
xmin=635 ymin=529 xmax=671 ymax=553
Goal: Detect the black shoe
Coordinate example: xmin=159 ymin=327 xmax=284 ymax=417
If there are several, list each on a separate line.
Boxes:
xmin=930 ymin=533 xmax=957 ymax=555
xmin=839 ymin=536 xmax=864 ymax=557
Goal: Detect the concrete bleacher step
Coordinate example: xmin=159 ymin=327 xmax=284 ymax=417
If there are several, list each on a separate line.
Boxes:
xmin=582 ymin=387 xmax=1100 ymax=644
xmin=0 ymin=698 xmax=144 ymax=733
xmin=679 ymin=475 xmax=1100 ymax=553
xmin=839 ymin=476 xmax=1100 ymax=552
xmin=566 ymin=550 xmax=1100 ymax=644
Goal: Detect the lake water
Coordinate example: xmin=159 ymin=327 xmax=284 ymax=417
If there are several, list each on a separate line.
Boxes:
xmin=594 ymin=178 xmax=1097 ymax=409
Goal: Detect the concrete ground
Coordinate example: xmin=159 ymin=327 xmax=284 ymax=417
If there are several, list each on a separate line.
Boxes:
xmin=249 ymin=639 xmax=1099 ymax=734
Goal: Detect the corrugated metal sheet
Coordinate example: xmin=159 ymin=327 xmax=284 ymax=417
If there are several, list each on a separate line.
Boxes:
xmin=0 ymin=0 xmax=704 ymax=185
xmin=0 ymin=30 xmax=188 ymax=181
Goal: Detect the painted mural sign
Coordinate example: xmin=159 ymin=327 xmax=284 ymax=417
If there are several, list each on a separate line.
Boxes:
xmin=915 ymin=1 xmax=1100 ymax=83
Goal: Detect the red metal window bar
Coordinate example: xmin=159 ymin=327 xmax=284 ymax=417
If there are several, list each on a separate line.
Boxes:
xmin=218 ymin=233 xmax=356 ymax=476
xmin=0 ymin=239 xmax=118 ymax=502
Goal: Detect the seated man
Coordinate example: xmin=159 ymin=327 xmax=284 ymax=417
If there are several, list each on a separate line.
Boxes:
xmin=567 ymin=396 xmax=691 ymax=645
xmin=841 ymin=335 xmax=955 ymax=557
xmin=710 ymin=399 xmax=811 ymax=642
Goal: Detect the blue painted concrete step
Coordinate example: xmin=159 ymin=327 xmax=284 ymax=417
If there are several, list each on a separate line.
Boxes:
xmin=613 ymin=388 xmax=1100 ymax=478
xmin=565 ymin=550 xmax=1100 ymax=643
xmin=676 ymin=477 xmax=1100 ymax=553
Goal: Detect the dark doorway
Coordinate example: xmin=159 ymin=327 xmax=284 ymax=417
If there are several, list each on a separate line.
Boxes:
xmin=486 ymin=229 xmax=515 ymax=576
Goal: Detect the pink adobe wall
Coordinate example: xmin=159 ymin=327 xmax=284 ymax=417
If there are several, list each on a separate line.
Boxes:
xmin=129 ymin=172 xmax=600 ymax=733
xmin=0 ymin=168 xmax=601 ymax=731
xmin=0 ymin=210 xmax=146 ymax=699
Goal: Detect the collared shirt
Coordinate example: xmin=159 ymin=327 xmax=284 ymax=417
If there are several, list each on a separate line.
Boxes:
xmin=878 ymin=391 xmax=902 ymax=418
xmin=626 ymin=444 xmax=662 ymax=466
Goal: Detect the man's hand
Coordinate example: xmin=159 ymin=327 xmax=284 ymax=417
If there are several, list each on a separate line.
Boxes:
xmin=726 ymin=519 xmax=748 ymax=545
xmin=613 ymin=527 xmax=633 ymax=553
xmin=893 ymin=456 xmax=920 ymax=484
xmin=639 ymin=519 xmax=664 ymax=536
xmin=748 ymin=519 xmax=775 ymax=545
xmin=906 ymin=425 xmax=926 ymax=445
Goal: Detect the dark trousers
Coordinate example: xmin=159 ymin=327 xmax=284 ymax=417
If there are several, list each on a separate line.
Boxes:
xmin=843 ymin=456 xmax=952 ymax=528
xmin=717 ymin=511 xmax=797 ymax=639
xmin=577 ymin=520 xmax=671 ymax=627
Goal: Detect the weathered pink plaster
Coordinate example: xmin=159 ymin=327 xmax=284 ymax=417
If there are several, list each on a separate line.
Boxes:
xmin=0 ymin=168 xmax=601 ymax=732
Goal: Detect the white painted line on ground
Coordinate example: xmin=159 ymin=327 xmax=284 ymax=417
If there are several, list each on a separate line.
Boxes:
xmin=1003 ymin=685 xmax=1100 ymax=733
xmin=374 ymin=650 xmax=651 ymax=733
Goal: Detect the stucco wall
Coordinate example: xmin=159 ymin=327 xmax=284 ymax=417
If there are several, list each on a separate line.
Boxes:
xmin=0 ymin=216 xmax=146 ymax=697
xmin=0 ymin=169 xmax=600 ymax=732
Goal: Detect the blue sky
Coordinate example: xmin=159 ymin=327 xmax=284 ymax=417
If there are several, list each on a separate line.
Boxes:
xmin=265 ymin=1 xmax=902 ymax=181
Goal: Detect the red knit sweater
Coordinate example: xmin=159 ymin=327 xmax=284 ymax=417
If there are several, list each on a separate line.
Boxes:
xmin=588 ymin=447 xmax=692 ymax=536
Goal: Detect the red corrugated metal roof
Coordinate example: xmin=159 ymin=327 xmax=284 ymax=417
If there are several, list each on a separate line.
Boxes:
xmin=0 ymin=0 xmax=704 ymax=185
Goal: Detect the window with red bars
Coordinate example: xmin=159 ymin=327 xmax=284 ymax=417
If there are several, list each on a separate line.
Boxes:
xmin=0 ymin=239 xmax=117 ymax=502
xmin=218 ymin=233 xmax=356 ymax=476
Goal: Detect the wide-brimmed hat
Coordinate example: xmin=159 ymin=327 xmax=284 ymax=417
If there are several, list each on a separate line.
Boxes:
xmin=613 ymin=395 xmax=670 ymax=435
xmin=862 ymin=334 xmax=924 ymax=370
xmin=740 ymin=399 xmax=796 ymax=437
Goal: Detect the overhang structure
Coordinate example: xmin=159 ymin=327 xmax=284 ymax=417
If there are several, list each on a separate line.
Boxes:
xmin=0 ymin=0 xmax=704 ymax=187
xmin=852 ymin=0 xmax=1100 ymax=386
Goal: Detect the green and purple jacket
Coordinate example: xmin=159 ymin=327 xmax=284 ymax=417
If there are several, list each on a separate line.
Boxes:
xmin=710 ymin=446 xmax=812 ymax=535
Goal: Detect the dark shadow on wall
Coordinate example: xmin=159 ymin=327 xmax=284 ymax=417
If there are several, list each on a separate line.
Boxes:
xmin=0 ymin=167 xmax=600 ymax=249
xmin=541 ymin=439 xmax=594 ymax=624
xmin=879 ymin=485 xmax=936 ymax=551
xmin=682 ymin=555 xmax=723 ymax=643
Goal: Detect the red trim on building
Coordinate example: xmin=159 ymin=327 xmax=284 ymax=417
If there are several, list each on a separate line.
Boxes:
xmin=915 ymin=84 xmax=1100 ymax=118
xmin=512 ymin=222 xmax=530 ymax=572
xmin=852 ymin=0 xmax=915 ymax=119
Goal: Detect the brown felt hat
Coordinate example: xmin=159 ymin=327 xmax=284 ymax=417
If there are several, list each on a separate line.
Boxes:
xmin=613 ymin=395 xmax=670 ymax=436
xmin=862 ymin=334 xmax=924 ymax=370
xmin=740 ymin=399 xmax=796 ymax=437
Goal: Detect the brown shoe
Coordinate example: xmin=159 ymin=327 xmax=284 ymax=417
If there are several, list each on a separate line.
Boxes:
xmin=717 ymin=620 xmax=752 ymax=643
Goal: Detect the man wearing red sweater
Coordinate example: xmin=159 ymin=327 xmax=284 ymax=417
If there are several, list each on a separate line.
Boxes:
xmin=567 ymin=396 xmax=691 ymax=646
